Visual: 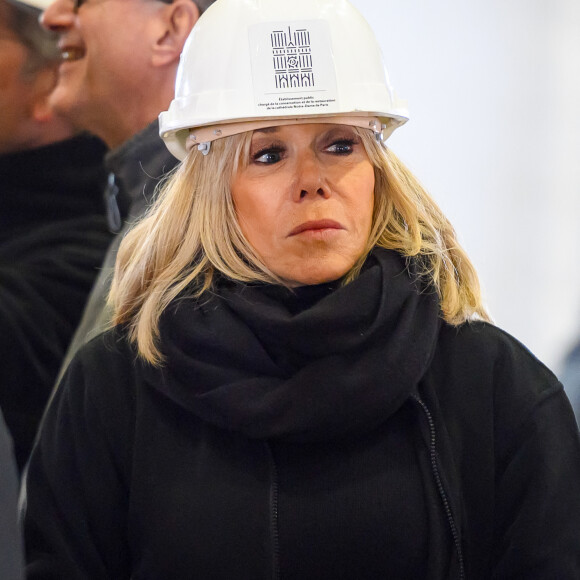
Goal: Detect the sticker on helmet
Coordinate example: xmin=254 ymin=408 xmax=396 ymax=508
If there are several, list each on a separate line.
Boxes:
xmin=249 ymin=20 xmax=339 ymax=115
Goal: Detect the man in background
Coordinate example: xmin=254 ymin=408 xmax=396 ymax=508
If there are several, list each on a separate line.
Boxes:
xmin=41 ymin=0 xmax=217 ymax=377
xmin=0 ymin=409 xmax=23 ymax=580
xmin=0 ymin=0 xmax=111 ymax=472
xmin=561 ymin=342 xmax=580 ymax=424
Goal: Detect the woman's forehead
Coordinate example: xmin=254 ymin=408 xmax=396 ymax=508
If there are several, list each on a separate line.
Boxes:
xmin=252 ymin=123 xmax=358 ymax=136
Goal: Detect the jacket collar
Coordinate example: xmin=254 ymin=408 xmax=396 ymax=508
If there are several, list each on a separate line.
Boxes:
xmin=105 ymin=120 xmax=179 ymax=220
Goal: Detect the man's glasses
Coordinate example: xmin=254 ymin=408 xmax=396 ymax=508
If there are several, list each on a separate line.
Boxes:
xmin=72 ymin=0 xmax=173 ymax=13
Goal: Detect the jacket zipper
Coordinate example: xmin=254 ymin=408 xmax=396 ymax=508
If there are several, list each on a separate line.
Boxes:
xmin=266 ymin=443 xmax=281 ymax=580
xmin=411 ymin=394 xmax=466 ymax=580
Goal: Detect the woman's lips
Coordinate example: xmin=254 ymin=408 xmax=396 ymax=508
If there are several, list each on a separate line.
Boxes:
xmin=288 ymin=220 xmax=344 ymax=236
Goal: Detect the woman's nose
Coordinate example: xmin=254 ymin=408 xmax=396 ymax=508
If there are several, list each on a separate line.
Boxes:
xmin=41 ymin=0 xmax=76 ymax=33
xmin=293 ymin=152 xmax=330 ymax=201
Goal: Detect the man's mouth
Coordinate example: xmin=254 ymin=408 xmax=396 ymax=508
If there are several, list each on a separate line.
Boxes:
xmin=60 ymin=47 xmax=85 ymax=62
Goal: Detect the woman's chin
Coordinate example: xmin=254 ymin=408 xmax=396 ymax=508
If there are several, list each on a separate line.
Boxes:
xmin=278 ymin=262 xmax=355 ymax=288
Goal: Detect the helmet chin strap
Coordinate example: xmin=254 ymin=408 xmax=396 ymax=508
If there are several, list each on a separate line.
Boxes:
xmin=198 ymin=143 xmax=212 ymax=156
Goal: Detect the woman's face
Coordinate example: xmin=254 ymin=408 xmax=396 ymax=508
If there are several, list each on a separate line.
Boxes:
xmin=230 ymin=123 xmax=375 ymax=286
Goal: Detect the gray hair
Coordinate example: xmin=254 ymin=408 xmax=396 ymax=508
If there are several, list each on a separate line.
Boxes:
xmin=158 ymin=0 xmax=216 ymax=14
xmin=5 ymin=1 xmax=60 ymax=75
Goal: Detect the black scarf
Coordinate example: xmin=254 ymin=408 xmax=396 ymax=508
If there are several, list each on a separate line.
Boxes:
xmin=152 ymin=248 xmax=442 ymax=442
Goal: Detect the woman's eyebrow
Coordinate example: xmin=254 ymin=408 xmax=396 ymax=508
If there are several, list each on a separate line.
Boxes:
xmin=254 ymin=127 xmax=280 ymax=134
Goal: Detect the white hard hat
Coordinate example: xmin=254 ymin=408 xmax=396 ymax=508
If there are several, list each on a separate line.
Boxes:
xmin=160 ymin=0 xmax=409 ymax=160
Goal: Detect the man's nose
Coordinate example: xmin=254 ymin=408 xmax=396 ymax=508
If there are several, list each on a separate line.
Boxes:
xmin=41 ymin=0 xmax=76 ymax=33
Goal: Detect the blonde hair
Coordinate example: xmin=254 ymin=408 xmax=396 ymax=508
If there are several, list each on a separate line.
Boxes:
xmin=110 ymin=128 xmax=490 ymax=365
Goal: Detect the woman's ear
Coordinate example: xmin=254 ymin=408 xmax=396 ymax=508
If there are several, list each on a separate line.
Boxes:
xmin=152 ymin=0 xmax=200 ymax=68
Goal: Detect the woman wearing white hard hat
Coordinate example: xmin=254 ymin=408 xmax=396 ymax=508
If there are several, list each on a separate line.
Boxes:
xmin=23 ymin=0 xmax=580 ymax=578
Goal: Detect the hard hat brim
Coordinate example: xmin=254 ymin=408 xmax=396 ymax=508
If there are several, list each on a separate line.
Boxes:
xmin=160 ymin=111 xmax=408 ymax=161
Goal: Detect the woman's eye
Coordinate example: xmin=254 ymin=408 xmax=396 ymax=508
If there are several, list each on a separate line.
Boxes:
xmin=326 ymin=139 xmax=356 ymax=155
xmin=253 ymin=148 xmax=284 ymax=164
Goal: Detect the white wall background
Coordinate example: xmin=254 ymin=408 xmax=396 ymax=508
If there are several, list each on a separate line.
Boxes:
xmin=351 ymin=0 xmax=580 ymax=376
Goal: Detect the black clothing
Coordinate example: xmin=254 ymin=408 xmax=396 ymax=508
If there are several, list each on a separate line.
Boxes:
xmin=24 ymin=249 xmax=580 ymax=579
xmin=0 ymin=134 xmax=111 ymax=472
xmin=58 ymin=121 xmax=179 ymax=374
xmin=561 ymin=338 xmax=580 ymax=422
xmin=0 ymin=408 xmax=24 ymax=580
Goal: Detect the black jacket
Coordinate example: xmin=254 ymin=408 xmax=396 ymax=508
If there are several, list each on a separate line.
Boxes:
xmin=0 ymin=408 xmax=24 ymax=580
xmin=561 ymin=338 xmax=580 ymax=421
xmin=23 ymin=250 xmax=580 ymax=579
xmin=57 ymin=121 xmax=179 ymax=375
xmin=0 ymin=134 xmax=111 ymax=472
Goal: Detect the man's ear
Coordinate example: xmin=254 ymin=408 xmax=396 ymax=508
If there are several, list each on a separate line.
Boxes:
xmin=152 ymin=0 xmax=200 ymax=68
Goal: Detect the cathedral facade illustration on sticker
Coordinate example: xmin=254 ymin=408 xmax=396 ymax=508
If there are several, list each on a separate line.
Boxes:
xmin=250 ymin=19 xmax=339 ymax=114
xmin=271 ymin=26 xmax=314 ymax=89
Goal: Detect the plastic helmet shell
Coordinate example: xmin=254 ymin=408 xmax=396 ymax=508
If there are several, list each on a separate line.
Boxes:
xmin=160 ymin=0 xmax=409 ymax=160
